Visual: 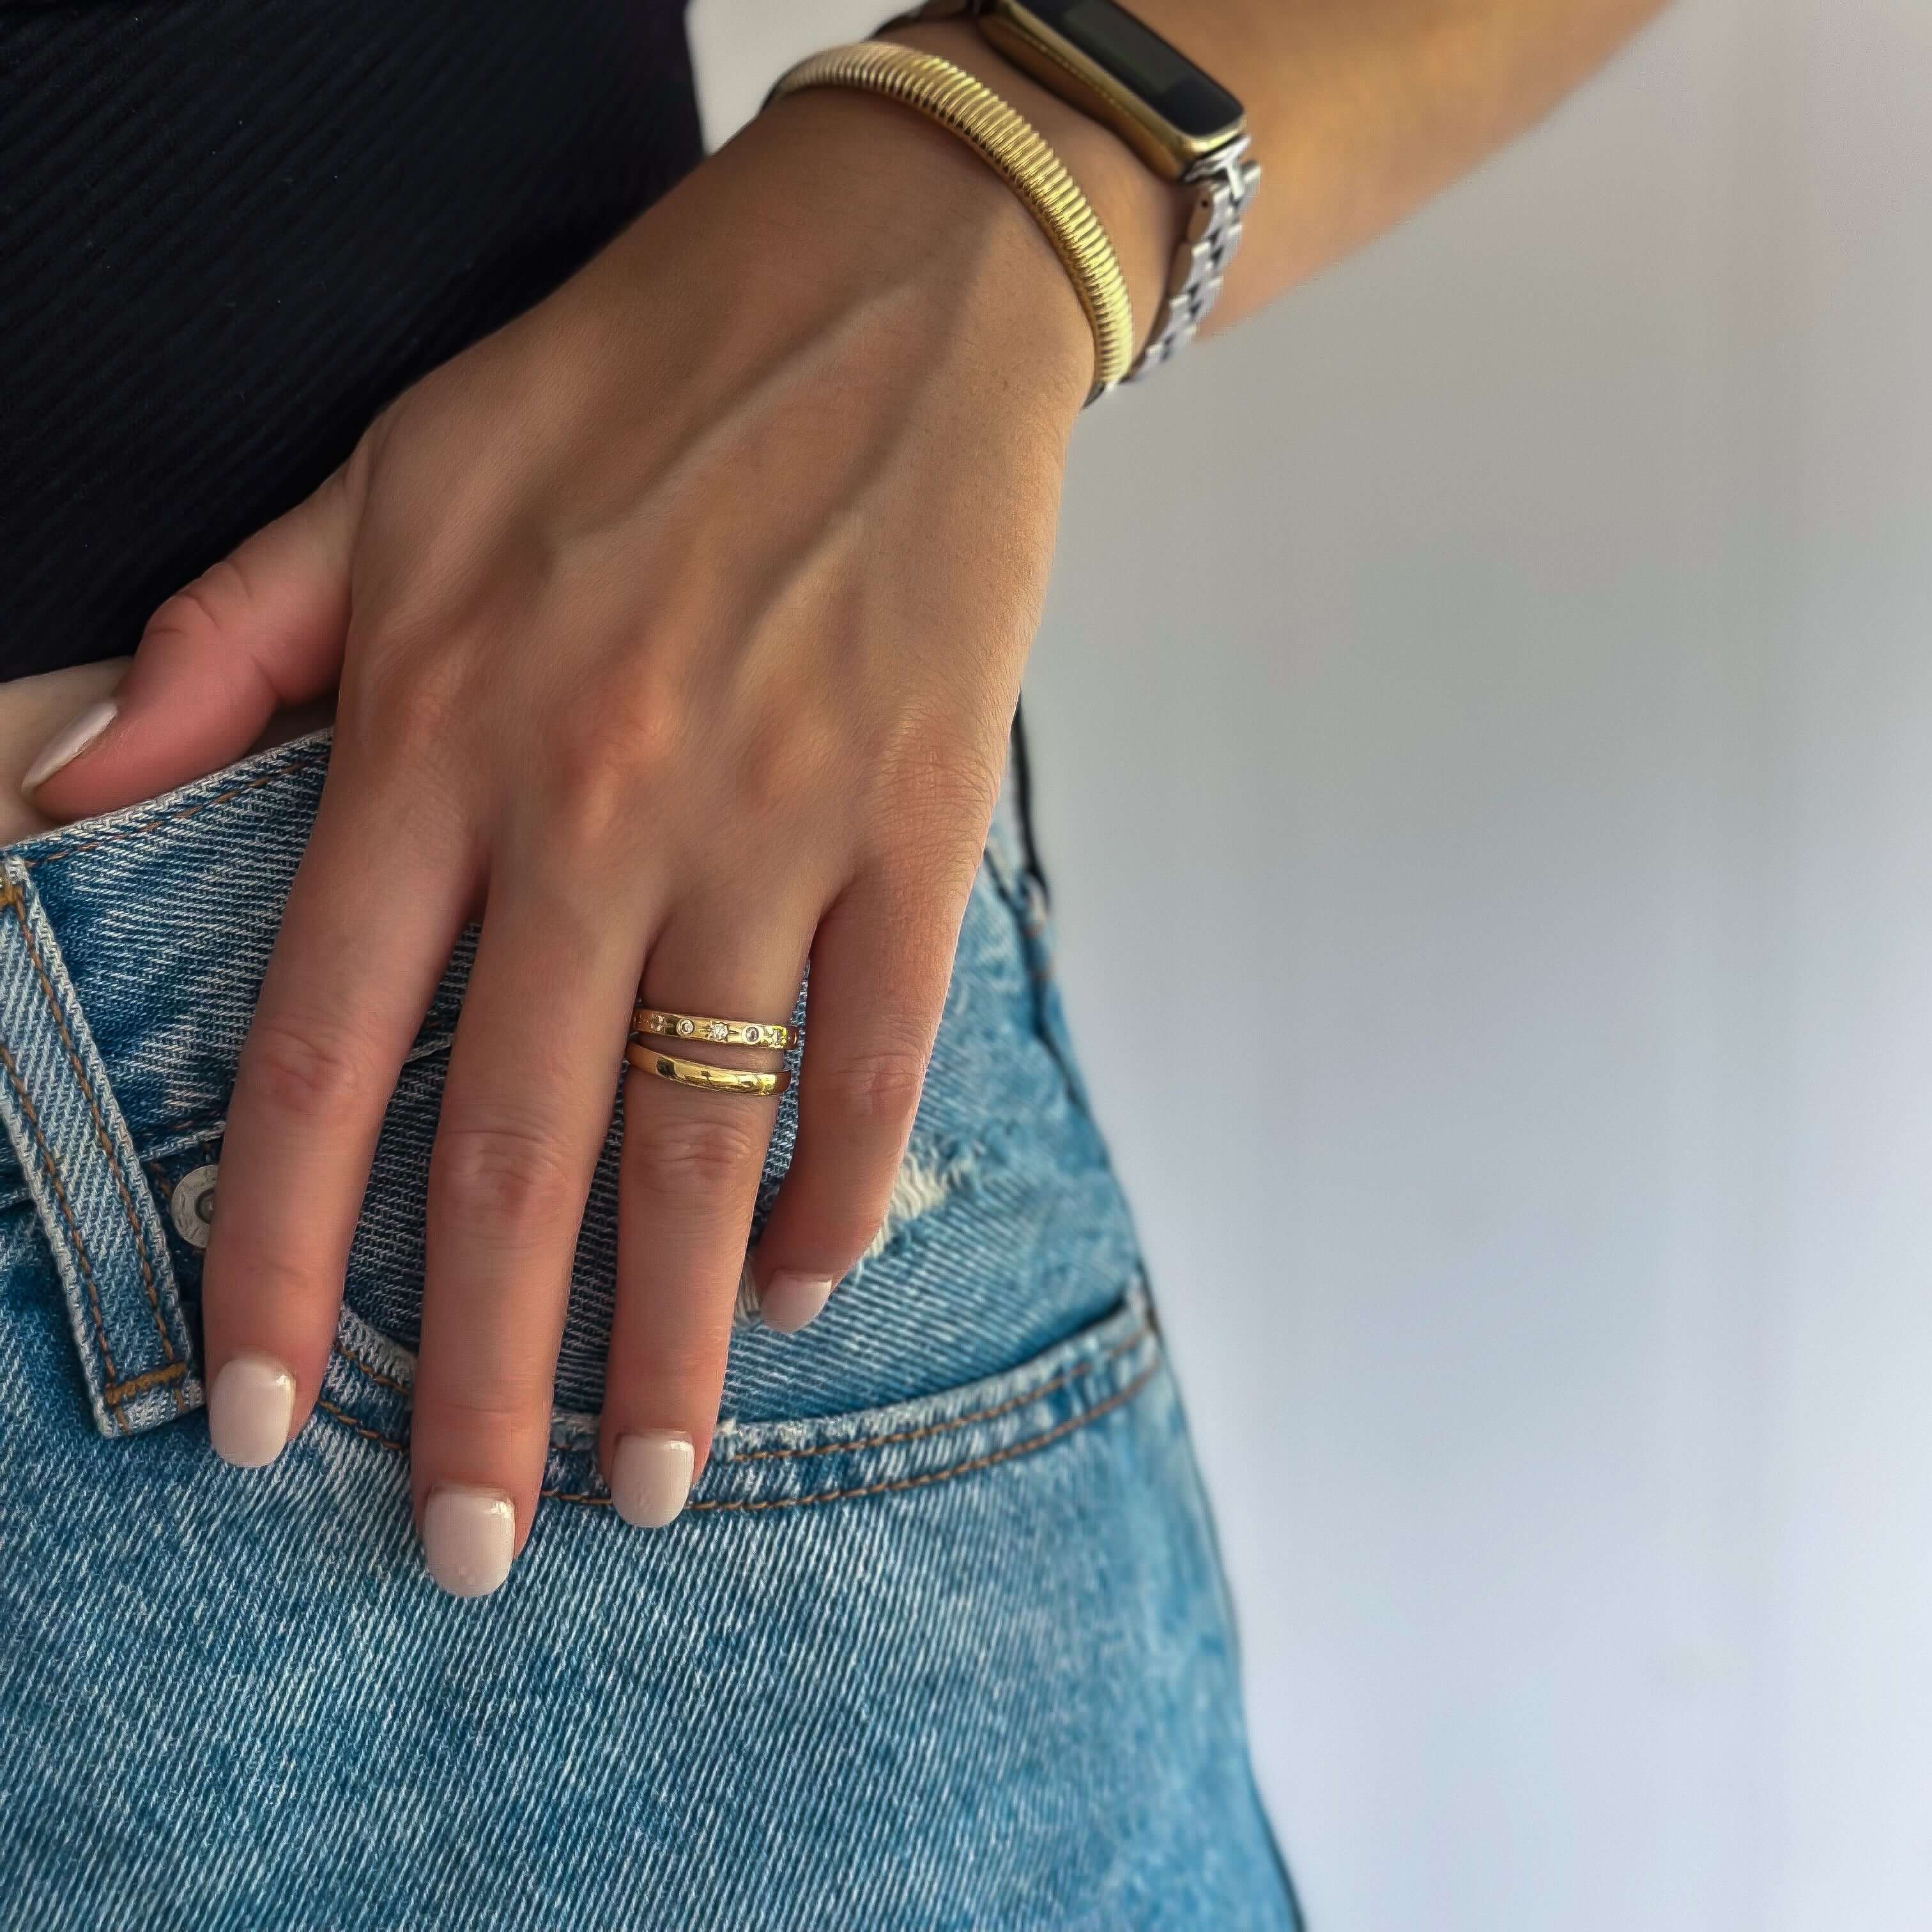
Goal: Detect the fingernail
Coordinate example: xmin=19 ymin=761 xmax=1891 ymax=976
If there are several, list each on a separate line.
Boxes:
xmin=758 ymin=1271 xmax=836 ymax=1334
xmin=207 ymin=1351 xmax=296 ymax=1467
xmin=610 ymin=1431 xmax=695 ymax=1529
xmin=421 ymin=1485 xmax=516 ymax=1598
xmin=22 ymin=699 xmax=116 ymax=795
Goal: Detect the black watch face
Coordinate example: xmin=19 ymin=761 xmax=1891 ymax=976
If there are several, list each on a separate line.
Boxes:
xmin=1020 ymin=0 xmax=1243 ymax=139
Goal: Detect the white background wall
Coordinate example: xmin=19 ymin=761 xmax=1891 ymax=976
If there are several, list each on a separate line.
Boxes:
xmin=693 ymin=4 xmax=1932 ymax=1926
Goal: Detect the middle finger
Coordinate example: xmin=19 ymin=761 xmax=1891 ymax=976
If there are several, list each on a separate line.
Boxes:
xmin=411 ymin=871 xmax=647 ymax=1597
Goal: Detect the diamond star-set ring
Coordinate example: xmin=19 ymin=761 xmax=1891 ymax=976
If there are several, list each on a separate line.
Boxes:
xmin=632 ymin=1009 xmax=793 ymax=1051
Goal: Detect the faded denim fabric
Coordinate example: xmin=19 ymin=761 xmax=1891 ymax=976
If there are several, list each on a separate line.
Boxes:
xmin=0 ymin=732 xmax=1296 ymax=1930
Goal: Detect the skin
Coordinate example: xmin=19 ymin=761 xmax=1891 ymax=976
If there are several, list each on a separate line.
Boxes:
xmin=25 ymin=0 xmax=1668 ymax=1590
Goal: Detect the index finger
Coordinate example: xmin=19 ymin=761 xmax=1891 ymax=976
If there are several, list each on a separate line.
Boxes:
xmin=201 ymin=777 xmax=468 ymax=1466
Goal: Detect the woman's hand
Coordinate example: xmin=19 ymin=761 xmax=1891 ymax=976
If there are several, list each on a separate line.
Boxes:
xmin=27 ymin=88 xmax=1096 ymax=1593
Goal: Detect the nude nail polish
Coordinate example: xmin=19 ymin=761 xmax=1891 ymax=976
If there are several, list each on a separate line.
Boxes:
xmin=207 ymin=1351 xmax=296 ymax=1467
xmin=758 ymin=1272 xmax=835 ymax=1334
xmin=422 ymin=1485 xmax=516 ymax=1598
xmin=22 ymin=699 xmax=116 ymax=795
xmin=610 ymin=1432 xmax=695 ymax=1529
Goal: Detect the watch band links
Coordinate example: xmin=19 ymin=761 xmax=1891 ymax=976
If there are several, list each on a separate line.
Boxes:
xmin=1123 ymin=140 xmax=1261 ymax=383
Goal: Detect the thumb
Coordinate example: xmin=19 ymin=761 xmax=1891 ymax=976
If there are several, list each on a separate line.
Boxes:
xmin=24 ymin=463 xmax=360 ymax=820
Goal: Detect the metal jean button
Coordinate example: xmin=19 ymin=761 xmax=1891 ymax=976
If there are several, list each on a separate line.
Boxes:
xmin=169 ymin=1163 xmax=220 ymax=1250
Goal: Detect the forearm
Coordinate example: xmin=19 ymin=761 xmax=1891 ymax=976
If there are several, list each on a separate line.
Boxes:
xmin=894 ymin=0 xmax=1672 ymax=342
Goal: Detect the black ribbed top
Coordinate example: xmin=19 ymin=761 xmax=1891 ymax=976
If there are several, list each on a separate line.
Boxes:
xmin=1 ymin=0 xmax=702 ymax=678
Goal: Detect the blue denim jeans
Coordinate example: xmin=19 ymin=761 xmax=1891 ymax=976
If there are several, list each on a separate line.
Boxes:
xmin=0 ymin=732 xmax=1296 ymax=1929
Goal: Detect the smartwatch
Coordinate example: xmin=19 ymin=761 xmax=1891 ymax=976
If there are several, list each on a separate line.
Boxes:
xmin=899 ymin=0 xmax=1260 ymax=381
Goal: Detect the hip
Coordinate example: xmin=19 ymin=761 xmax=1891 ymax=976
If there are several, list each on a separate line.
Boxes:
xmin=0 ymin=730 xmax=1295 ymax=1926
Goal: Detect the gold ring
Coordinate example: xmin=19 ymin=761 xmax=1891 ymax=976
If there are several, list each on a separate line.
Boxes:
xmin=625 ymin=1043 xmax=792 ymax=1098
xmin=631 ymin=1006 xmax=793 ymax=1051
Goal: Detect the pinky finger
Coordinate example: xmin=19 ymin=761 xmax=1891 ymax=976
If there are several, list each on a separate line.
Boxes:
xmin=750 ymin=869 xmax=963 ymax=1331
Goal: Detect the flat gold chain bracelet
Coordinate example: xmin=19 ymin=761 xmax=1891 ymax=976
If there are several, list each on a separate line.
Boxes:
xmin=765 ymin=40 xmax=1134 ymax=401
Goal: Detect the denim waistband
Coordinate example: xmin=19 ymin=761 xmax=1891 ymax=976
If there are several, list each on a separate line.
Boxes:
xmin=0 ymin=729 xmax=1143 ymax=1448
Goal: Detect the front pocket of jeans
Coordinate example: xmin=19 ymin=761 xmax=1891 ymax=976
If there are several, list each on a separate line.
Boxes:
xmin=142 ymin=838 xmax=1135 ymax=1429
xmin=334 ymin=858 xmax=1132 ymax=1423
xmin=311 ymin=1281 xmax=1163 ymax=1517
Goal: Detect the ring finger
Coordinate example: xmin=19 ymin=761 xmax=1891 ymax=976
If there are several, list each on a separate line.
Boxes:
xmin=599 ymin=900 xmax=812 ymax=1529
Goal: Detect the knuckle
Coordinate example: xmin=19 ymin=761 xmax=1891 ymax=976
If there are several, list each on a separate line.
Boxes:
xmin=570 ymin=682 xmax=684 ymax=776
xmin=431 ymin=1119 xmax=582 ymax=1242
xmin=733 ymin=705 xmax=836 ymax=825
xmin=413 ymin=1373 xmax=555 ymax=1441
xmin=540 ymin=765 xmax=633 ymax=862
xmin=350 ymin=642 xmax=467 ymax=760
xmin=873 ymin=842 xmax=980 ymax=933
xmin=817 ymin=1039 xmax=929 ymax=1125
xmin=145 ymin=555 xmax=254 ymax=648
xmin=788 ymin=1206 xmax=881 ymax=1269
xmin=204 ymin=1253 xmax=331 ymax=1334
xmin=242 ymin=1016 xmax=378 ymax=1120
xmin=872 ymin=711 xmax=1001 ymax=826
xmin=613 ymin=1334 xmax=731 ymax=1409
xmin=625 ymin=1107 xmax=763 ymax=1201
xmin=531 ymin=691 xmax=677 ymax=855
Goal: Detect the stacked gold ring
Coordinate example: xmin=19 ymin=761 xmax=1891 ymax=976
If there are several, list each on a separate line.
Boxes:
xmin=624 ymin=1045 xmax=792 ymax=1098
xmin=633 ymin=1008 xmax=793 ymax=1051
xmin=626 ymin=1000 xmax=796 ymax=1099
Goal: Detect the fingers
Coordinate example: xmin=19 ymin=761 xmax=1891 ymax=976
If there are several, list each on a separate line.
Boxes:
xmin=749 ymin=865 xmax=962 ymax=1333
xmin=410 ymin=875 xmax=648 ymax=1595
xmin=201 ymin=782 xmax=467 ymax=1468
xmin=24 ymin=461 xmax=358 ymax=819
xmin=599 ymin=905 xmax=810 ymax=1529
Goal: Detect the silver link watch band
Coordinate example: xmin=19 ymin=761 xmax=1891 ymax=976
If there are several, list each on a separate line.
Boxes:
xmin=1120 ymin=139 xmax=1261 ymax=383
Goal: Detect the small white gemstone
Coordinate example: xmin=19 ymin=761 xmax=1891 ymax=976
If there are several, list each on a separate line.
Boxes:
xmin=709 ymin=1022 xmax=728 ymax=1041
xmin=677 ymin=1018 xmax=695 ymax=1036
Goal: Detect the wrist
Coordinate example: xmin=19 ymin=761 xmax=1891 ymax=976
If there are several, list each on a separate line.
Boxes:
xmin=745 ymin=73 xmax=1101 ymax=424
xmin=565 ymin=72 xmax=1100 ymax=440
xmin=880 ymin=18 xmax=1187 ymax=354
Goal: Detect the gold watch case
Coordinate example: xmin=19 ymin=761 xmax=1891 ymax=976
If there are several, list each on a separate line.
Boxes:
xmin=912 ymin=0 xmax=1248 ymax=180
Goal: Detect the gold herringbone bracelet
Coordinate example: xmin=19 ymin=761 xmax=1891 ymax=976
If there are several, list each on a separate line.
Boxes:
xmin=765 ymin=40 xmax=1135 ymax=401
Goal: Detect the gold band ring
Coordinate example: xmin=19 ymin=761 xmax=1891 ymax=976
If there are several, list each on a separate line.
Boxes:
xmin=625 ymin=1043 xmax=792 ymax=1099
xmin=631 ymin=1006 xmax=794 ymax=1052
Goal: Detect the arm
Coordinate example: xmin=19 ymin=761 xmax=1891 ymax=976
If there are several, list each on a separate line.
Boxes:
xmin=896 ymin=0 xmax=1671 ymax=335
